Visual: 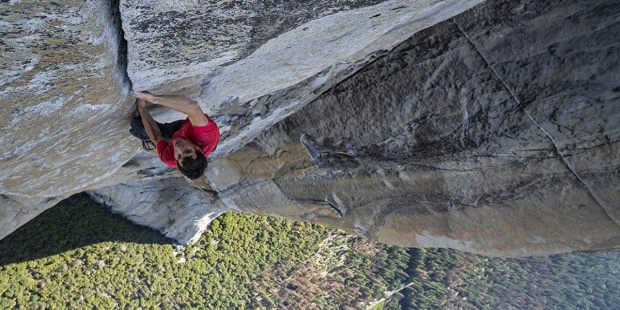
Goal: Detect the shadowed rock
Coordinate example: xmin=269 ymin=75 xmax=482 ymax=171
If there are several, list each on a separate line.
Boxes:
xmin=0 ymin=0 xmax=619 ymax=257
xmin=300 ymin=134 xmax=360 ymax=169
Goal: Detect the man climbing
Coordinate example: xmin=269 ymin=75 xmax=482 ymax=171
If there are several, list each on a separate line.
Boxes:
xmin=130 ymin=91 xmax=220 ymax=179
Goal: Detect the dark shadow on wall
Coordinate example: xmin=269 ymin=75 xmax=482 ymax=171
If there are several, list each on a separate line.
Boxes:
xmin=106 ymin=0 xmax=132 ymax=90
xmin=0 ymin=193 xmax=173 ymax=267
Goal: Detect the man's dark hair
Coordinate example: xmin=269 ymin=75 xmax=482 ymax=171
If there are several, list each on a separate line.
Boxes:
xmin=177 ymin=152 xmax=208 ymax=179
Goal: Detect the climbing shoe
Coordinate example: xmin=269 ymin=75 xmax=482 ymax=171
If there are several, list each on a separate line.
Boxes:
xmin=141 ymin=140 xmax=156 ymax=151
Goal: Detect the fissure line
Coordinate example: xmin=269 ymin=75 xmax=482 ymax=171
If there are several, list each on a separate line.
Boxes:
xmin=454 ymin=20 xmax=620 ymax=228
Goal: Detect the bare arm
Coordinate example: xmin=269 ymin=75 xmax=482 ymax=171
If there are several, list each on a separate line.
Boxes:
xmin=137 ymin=98 xmax=164 ymax=144
xmin=134 ymin=91 xmax=209 ymax=126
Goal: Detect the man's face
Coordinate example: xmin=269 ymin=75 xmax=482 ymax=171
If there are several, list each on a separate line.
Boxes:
xmin=173 ymin=138 xmax=200 ymax=166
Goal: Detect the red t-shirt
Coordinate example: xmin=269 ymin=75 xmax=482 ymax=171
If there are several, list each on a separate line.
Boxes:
xmin=156 ymin=114 xmax=220 ymax=168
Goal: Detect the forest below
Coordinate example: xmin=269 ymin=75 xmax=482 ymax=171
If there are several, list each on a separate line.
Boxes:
xmin=1 ymin=194 xmax=619 ymax=309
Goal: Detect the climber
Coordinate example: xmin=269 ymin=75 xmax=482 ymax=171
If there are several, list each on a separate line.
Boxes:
xmin=129 ymin=91 xmax=220 ymax=180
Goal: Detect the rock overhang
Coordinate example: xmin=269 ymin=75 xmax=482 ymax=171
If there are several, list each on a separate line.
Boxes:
xmin=0 ymin=0 xmax=619 ymax=257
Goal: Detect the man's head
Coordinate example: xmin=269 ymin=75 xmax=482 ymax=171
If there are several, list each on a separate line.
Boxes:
xmin=173 ymin=138 xmax=208 ymax=179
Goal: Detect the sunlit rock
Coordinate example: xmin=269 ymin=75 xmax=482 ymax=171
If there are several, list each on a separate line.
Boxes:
xmin=0 ymin=0 xmax=618 ymax=257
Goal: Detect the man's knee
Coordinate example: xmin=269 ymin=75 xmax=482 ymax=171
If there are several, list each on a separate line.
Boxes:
xmin=129 ymin=116 xmax=150 ymax=140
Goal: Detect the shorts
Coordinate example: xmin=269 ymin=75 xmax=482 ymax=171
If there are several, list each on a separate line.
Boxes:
xmin=129 ymin=114 xmax=184 ymax=142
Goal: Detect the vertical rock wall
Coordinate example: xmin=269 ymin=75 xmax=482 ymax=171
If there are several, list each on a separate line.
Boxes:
xmin=1 ymin=0 xmax=484 ymax=243
xmin=87 ymin=177 xmax=225 ymax=245
xmin=206 ymin=0 xmax=620 ymax=256
xmin=0 ymin=0 xmax=135 ymax=237
xmin=1 ymin=0 xmax=619 ymax=256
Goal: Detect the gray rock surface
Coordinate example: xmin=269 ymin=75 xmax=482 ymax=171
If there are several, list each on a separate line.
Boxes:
xmin=0 ymin=0 xmax=134 ymax=233
xmin=0 ymin=0 xmax=619 ymax=257
xmin=86 ymin=178 xmax=225 ymax=245
xmin=207 ymin=0 xmax=620 ymax=256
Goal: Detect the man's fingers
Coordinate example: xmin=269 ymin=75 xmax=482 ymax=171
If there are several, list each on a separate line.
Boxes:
xmin=133 ymin=90 xmax=147 ymax=99
xmin=134 ymin=90 xmax=155 ymax=101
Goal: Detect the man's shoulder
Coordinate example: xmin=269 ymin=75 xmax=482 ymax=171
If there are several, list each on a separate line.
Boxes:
xmin=156 ymin=140 xmax=170 ymax=156
xmin=191 ymin=119 xmax=219 ymax=136
xmin=187 ymin=112 xmax=210 ymax=127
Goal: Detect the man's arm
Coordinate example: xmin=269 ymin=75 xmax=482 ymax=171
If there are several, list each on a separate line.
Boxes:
xmin=134 ymin=91 xmax=209 ymax=126
xmin=137 ymin=98 xmax=164 ymax=144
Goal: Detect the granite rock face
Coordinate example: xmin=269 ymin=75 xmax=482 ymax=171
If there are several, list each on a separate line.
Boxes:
xmin=201 ymin=0 xmax=620 ymax=256
xmin=87 ymin=177 xmax=225 ymax=245
xmin=1 ymin=0 xmax=619 ymax=257
xmin=0 ymin=0 xmax=135 ymax=236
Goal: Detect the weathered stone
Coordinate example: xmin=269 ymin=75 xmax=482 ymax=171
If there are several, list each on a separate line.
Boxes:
xmin=0 ymin=0 xmax=136 ymax=234
xmin=121 ymin=0 xmax=484 ymax=154
xmin=121 ymin=0 xmax=388 ymax=93
xmin=213 ymin=0 xmax=620 ymax=256
xmin=86 ymin=177 xmax=225 ymax=244
xmin=1 ymin=0 xmax=619 ymax=257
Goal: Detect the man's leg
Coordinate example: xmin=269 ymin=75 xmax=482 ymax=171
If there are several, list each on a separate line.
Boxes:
xmin=129 ymin=114 xmax=158 ymax=151
xmin=130 ymin=113 xmax=184 ymax=151
xmin=129 ymin=114 xmax=151 ymax=141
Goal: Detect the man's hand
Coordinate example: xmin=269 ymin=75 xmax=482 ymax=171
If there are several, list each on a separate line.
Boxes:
xmin=134 ymin=93 xmax=164 ymax=144
xmin=134 ymin=91 xmax=155 ymax=102
xmin=133 ymin=90 xmax=209 ymax=126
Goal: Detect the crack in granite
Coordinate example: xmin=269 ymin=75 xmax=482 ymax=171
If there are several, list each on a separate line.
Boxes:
xmin=454 ymin=19 xmax=620 ymax=229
